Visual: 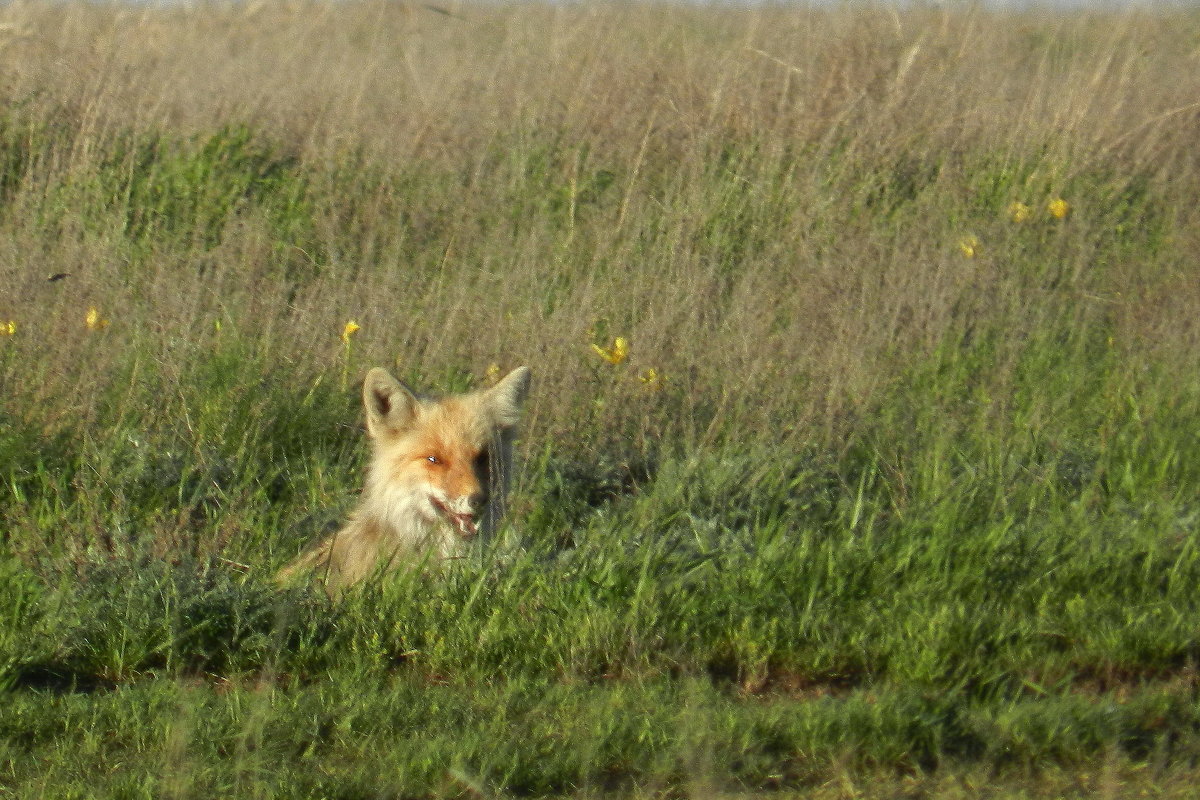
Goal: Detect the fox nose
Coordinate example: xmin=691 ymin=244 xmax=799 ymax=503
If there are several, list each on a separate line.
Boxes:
xmin=467 ymin=491 xmax=488 ymax=513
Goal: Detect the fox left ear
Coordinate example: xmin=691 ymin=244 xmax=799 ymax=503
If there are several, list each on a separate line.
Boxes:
xmin=363 ymin=368 xmax=419 ymax=438
xmin=483 ymin=366 xmax=531 ymax=429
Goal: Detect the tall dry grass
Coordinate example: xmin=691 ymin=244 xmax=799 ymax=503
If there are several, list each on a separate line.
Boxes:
xmin=0 ymin=0 xmax=1197 ymax=455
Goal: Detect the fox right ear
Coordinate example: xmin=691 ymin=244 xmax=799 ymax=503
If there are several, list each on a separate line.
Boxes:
xmin=482 ymin=365 xmax=531 ymax=430
xmin=362 ymin=368 xmax=418 ymax=438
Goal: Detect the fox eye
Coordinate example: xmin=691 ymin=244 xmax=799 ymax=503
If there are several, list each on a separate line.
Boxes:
xmin=425 ymin=455 xmax=441 ymax=465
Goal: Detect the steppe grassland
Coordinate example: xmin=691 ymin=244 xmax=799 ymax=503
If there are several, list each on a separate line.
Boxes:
xmin=0 ymin=2 xmax=1199 ymax=797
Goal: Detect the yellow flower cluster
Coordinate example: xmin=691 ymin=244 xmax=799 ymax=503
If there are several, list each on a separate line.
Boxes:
xmin=638 ymin=367 xmax=663 ymax=391
xmin=86 ymin=307 xmax=109 ymax=331
xmin=1047 ymin=197 xmax=1071 ymax=219
xmin=1008 ymin=201 xmax=1032 ymax=223
xmin=4 ymin=308 xmax=113 ymax=335
xmin=1007 ymin=198 xmax=1070 ymax=222
xmin=341 ymin=320 xmax=361 ymax=344
xmin=959 ymin=196 xmax=1072 ymax=258
xmin=958 ymin=234 xmax=979 ymax=259
xmin=592 ymin=337 xmax=629 ymax=365
xmin=589 ymin=329 xmax=666 ymax=393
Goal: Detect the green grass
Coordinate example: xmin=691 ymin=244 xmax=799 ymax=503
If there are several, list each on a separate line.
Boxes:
xmin=1 ymin=1 xmax=1200 ymax=796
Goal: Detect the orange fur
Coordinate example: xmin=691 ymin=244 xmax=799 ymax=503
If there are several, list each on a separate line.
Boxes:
xmin=277 ymin=365 xmax=531 ymax=593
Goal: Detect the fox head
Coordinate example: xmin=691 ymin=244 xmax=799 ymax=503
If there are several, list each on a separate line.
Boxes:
xmin=359 ymin=365 xmax=531 ymax=549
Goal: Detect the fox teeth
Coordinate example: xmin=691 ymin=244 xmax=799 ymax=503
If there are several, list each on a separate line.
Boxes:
xmin=447 ymin=512 xmax=477 ymax=539
xmin=431 ymin=498 xmax=477 ymax=538
xmin=452 ymin=513 xmax=477 ymax=538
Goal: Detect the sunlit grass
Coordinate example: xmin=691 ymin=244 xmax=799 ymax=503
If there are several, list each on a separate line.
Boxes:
xmin=0 ymin=1 xmax=1198 ymax=797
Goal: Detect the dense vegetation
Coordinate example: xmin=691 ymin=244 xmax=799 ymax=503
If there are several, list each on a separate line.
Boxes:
xmin=1 ymin=2 xmax=1199 ymax=796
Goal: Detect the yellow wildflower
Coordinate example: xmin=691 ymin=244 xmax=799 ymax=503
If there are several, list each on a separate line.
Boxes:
xmin=592 ymin=337 xmax=629 ymax=365
xmin=1047 ymin=198 xmax=1071 ymax=219
xmin=1008 ymin=201 xmax=1031 ymax=223
xmin=0 ymin=320 xmax=14 ymax=336
xmin=85 ymin=307 xmax=109 ymax=331
xmin=958 ymin=234 xmax=979 ymax=259
xmin=639 ymin=368 xmax=664 ymax=391
xmin=485 ymin=363 xmax=502 ymax=385
xmin=341 ymin=320 xmax=361 ymax=344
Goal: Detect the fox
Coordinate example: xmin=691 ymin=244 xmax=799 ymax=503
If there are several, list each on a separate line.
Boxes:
xmin=277 ymin=364 xmax=531 ymax=592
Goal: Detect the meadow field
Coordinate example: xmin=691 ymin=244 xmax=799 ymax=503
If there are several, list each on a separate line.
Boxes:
xmin=1 ymin=0 xmax=1199 ymax=796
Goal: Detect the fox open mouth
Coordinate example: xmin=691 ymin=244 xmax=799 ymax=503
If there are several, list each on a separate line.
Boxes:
xmin=430 ymin=498 xmax=478 ymax=539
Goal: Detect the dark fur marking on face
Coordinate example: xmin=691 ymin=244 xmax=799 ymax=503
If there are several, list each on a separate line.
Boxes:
xmin=472 ymin=446 xmax=491 ymax=507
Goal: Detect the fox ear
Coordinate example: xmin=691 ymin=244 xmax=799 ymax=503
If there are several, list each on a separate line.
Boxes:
xmin=482 ymin=366 xmax=531 ymax=430
xmin=362 ymin=368 xmax=419 ymax=438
